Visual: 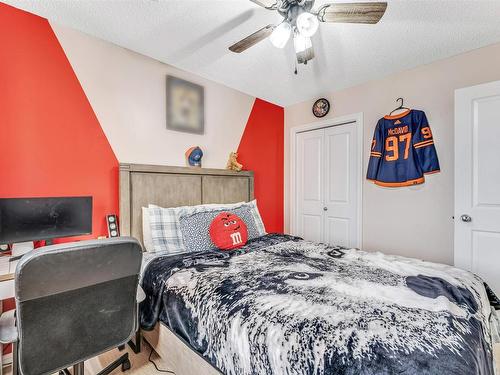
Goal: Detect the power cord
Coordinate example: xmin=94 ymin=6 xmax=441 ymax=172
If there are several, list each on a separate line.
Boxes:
xmin=148 ymin=346 xmax=176 ymax=374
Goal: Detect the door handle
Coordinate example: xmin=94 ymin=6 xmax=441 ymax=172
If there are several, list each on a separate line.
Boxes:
xmin=460 ymin=214 xmax=472 ymax=223
xmin=323 ymin=207 xmax=328 ymax=211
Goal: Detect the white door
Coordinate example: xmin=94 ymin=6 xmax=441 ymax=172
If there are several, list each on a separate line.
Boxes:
xmin=295 ymin=122 xmax=359 ymax=247
xmin=296 ymin=128 xmax=324 ymax=243
xmin=455 ymin=80 xmax=500 ymax=296
xmin=323 ymin=125 xmax=358 ymax=248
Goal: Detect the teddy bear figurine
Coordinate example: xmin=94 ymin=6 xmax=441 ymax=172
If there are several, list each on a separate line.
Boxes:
xmin=226 ymin=152 xmax=243 ymax=172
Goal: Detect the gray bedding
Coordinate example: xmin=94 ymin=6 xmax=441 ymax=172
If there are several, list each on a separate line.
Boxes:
xmin=141 ymin=234 xmax=500 ymax=375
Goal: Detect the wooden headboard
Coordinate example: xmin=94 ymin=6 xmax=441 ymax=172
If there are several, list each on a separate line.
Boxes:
xmin=119 ymin=163 xmax=254 ymax=244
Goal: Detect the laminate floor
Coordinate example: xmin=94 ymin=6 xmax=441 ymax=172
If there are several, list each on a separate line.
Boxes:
xmin=3 ymin=340 xmax=175 ymax=375
xmin=3 ymin=342 xmax=500 ymax=374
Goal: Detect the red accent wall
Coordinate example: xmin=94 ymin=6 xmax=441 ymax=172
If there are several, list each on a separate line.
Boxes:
xmin=238 ymin=99 xmax=284 ymax=233
xmin=0 ymin=3 xmax=118 ymax=242
xmin=0 ymin=3 xmax=285 ymax=241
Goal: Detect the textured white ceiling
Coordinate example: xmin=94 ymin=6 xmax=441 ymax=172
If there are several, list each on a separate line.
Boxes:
xmin=5 ymin=0 xmax=500 ymax=106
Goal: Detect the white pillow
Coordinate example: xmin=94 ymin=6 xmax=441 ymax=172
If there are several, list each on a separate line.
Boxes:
xmin=247 ymin=199 xmax=266 ymax=236
xmin=142 ymin=207 xmax=154 ymax=252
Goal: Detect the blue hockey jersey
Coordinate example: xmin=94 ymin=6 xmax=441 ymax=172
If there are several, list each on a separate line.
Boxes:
xmin=367 ymin=109 xmax=440 ymax=187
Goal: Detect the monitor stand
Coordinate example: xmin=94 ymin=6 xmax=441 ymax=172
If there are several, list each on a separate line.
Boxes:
xmin=9 ymin=238 xmax=56 ymax=262
xmin=10 ymin=241 xmax=35 ymax=262
xmin=9 ymin=239 xmax=60 ymax=263
xmin=11 ymin=242 xmax=34 ymax=257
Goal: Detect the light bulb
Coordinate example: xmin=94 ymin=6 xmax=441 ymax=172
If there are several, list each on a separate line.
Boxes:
xmin=294 ymin=33 xmax=314 ymax=64
xmin=270 ymin=22 xmax=292 ymax=49
xmin=294 ymin=34 xmax=312 ymax=54
xmin=296 ymin=12 xmax=319 ymax=37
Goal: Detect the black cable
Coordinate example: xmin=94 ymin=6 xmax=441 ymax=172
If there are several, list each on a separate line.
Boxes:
xmin=148 ymin=346 xmax=176 ymax=374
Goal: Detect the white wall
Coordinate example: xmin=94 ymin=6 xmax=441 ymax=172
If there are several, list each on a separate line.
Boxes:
xmin=285 ymin=43 xmax=500 ymax=265
xmin=51 ymin=23 xmax=255 ymax=169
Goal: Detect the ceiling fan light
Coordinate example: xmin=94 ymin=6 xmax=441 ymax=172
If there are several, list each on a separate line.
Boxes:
xmin=294 ymin=34 xmax=312 ymax=54
xmin=296 ymin=12 xmax=319 ymax=37
xmin=269 ymin=22 xmax=292 ymax=48
xmin=294 ymin=33 xmax=314 ymax=64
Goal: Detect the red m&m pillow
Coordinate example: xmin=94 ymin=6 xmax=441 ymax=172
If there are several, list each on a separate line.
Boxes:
xmin=209 ymin=212 xmax=248 ymax=250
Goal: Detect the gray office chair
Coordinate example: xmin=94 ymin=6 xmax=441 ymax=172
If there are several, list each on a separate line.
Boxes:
xmin=9 ymin=237 xmax=142 ymax=375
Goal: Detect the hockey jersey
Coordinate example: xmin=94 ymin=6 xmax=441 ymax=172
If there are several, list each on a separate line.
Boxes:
xmin=367 ymin=109 xmax=440 ymax=187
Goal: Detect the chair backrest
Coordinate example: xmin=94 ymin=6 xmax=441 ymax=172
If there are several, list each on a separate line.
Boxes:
xmin=15 ymin=237 xmax=142 ymax=375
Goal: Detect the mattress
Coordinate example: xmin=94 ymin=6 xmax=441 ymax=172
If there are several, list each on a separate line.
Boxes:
xmin=140 ymin=234 xmax=500 ymax=375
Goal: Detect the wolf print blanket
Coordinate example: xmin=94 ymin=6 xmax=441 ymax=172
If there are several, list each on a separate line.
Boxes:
xmin=140 ymin=234 xmax=500 ymax=375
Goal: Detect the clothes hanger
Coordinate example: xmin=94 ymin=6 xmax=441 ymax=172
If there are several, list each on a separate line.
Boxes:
xmin=389 ymin=97 xmax=410 ymax=115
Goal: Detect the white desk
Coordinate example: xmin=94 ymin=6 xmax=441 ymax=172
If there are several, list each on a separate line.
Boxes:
xmin=0 ymin=256 xmax=16 ymax=300
xmin=0 ymin=275 xmax=14 ymax=300
xmin=0 ymin=273 xmax=15 ymax=371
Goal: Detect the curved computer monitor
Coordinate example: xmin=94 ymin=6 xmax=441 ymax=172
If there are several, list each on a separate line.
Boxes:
xmin=0 ymin=197 xmax=92 ymax=244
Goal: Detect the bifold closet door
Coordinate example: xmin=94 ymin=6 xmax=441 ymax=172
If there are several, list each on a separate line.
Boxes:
xmin=296 ymin=129 xmax=325 ymax=243
xmin=295 ymin=122 xmax=358 ymax=248
xmin=323 ymin=124 xmax=358 ymax=248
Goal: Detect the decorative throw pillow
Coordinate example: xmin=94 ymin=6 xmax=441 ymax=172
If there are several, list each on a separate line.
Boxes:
xmin=148 ymin=201 xmax=246 ymax=253
xmin=179 ymin=205 xmax=261 ymax=253
xmin=209 ymin=212 xmax=248 ymax=250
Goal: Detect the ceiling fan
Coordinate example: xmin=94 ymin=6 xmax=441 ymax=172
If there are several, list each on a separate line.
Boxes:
xmin=229 ymin=1 xmax=387 ymax=66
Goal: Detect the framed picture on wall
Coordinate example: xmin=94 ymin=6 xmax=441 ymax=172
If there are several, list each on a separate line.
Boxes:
xmin=166 ymin=75 xmax=205 ymax=134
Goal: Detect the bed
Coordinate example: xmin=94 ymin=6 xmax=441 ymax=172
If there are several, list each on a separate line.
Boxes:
xmin=120 ymin=163 xmax=500 ymax=375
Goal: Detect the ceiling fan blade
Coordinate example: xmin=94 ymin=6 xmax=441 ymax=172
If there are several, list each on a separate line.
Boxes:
xmin=317 ymin=2 xmax=388 ymax=24
xmin=249 ymin=0 xmax=278 ymax=10
xmin=229 ymin=25 xmax=275 ymax=53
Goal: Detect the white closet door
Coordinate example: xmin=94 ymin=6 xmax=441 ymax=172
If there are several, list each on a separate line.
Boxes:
xmin=324 ymin=124 xmax=358 ymax=248
xmin=295 ymin=122 xmax=358 ymax=247
xmin=296 ymin=129 xmax=324 ymax=242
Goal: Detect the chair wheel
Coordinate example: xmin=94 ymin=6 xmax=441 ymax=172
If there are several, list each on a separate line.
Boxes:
xmin=121 ymin=359 xmax=131 ymax=371
xmin=118 ymin=344 xmax=126 ymax=351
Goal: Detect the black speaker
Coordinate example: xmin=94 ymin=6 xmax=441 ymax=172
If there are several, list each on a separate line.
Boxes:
xmin=106 ymin=214 xmax=120 ymax=238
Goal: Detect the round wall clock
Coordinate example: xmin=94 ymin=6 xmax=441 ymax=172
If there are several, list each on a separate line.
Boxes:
xmin=312 ymin=98 xmax=330 ymax=118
